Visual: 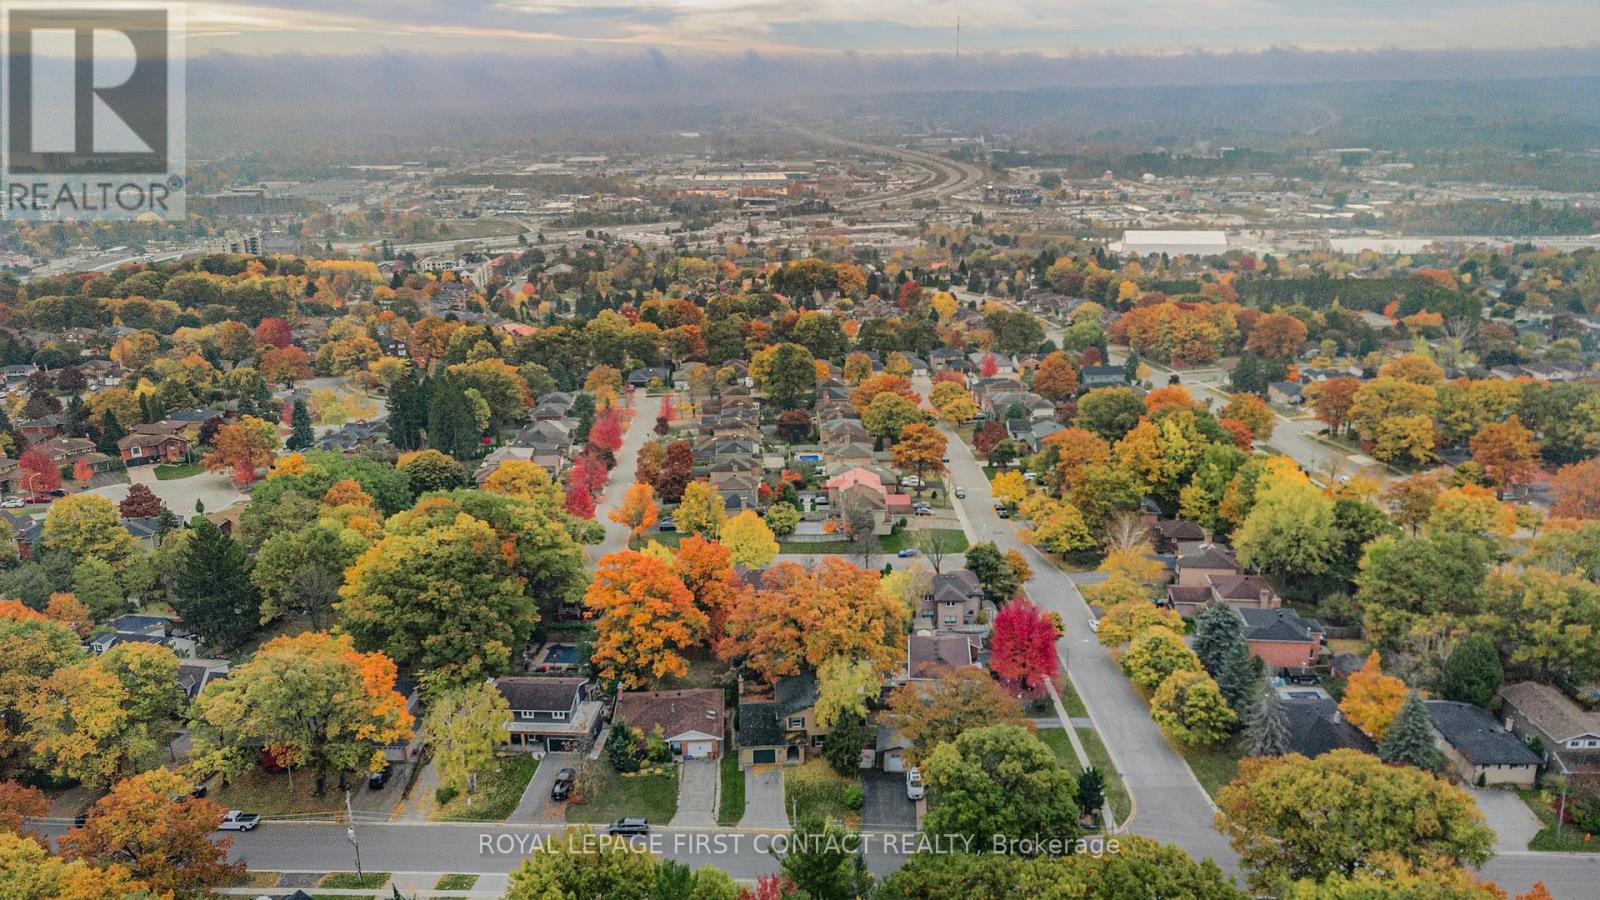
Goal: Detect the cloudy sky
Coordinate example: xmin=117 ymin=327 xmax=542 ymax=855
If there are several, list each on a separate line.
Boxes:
xmin=177 ymin=0 xmax=1600 ymax=56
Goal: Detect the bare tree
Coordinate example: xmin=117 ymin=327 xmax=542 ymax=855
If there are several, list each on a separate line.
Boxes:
xmin=1103 ymin=512 xmax=1151 ymax=553
xmin=911 ymin=527 xmax=960 ymax=573
xmin=841 ymin=494 xmax=879 ymax=566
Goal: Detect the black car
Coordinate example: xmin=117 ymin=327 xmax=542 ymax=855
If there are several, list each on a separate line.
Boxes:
xmin=551 ymin=767 xmax=576 ymax=801
xmin=367 ymin=767 xmax=390 ymax=790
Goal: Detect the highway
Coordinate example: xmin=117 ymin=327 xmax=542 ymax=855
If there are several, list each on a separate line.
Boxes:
xmin=773 ymin=121 xmax=989 ymax=209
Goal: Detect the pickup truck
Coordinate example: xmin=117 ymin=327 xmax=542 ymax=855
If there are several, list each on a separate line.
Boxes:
xmin=217 ymin=810 xmax=260 ymax=832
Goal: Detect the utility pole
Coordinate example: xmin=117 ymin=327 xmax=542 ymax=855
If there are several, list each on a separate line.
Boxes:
xmin=345 ymin=789 xmax=364 ymax=880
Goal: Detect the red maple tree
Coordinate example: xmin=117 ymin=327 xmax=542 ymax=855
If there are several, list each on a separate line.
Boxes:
xmin=564 ymin=481 xmax=595 ymax=519
xmin=254 ymin=317 xmax=294 ymax=349
xmin=980 ymin=353 xmax=1000 ymax=377
xmin=989 ymin=601 xmax=1060 ymax=693
xmin=589 ymin=408 xmax=624 ymax=452
xmin=18 ymin=447 xmax=61 ymax=494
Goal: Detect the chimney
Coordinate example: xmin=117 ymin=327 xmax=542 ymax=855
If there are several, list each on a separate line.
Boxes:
xmin=1260 ymin=588 xmax=1272 ymax=606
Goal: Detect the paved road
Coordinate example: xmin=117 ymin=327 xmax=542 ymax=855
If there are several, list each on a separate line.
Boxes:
xmin=937 ymin=420 xmax=1243 ymax=873
xmin=590 ymin=394 xmax=663 ymax=561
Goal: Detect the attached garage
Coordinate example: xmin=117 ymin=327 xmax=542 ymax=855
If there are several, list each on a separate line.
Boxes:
xmin=677 ymin=735 xmax=719 ymax=760
xmin=751 ymin=748 xmax=777 ymax=765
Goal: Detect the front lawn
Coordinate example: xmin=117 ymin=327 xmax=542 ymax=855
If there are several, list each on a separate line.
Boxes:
xmin=206 ymin=767 xmax=346 ymax=818
xmin=880 ymin=528 xmax=969 ymax=555
xmin=1520 ymin=787 xmax=1600 ymax=852
xmin=1173 ymin=735 xmax=1244 ymax=799
xmin=153 ymin=462 xmax=203 ymax=480
xmin=431 ymin=754 xmax=539 ymax=822
xmin=565 ymin=762 xmax=677 ymax=825
xmin=435 ymin=874 xmax=479 ymax=890
xmin=718 ymin=746 xmax=745 ymax=826
xmin=1036 ymin=727 xmax=1131 ymax=827
xmin=784 ymin=759 xmax=859 ymax=827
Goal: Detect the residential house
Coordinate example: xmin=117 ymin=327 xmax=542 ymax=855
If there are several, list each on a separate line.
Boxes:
xmin=612 ymin=689 xmax=725 ymax=759
xmin=492 ymin=676 xmax=605 ymax=753
xmin=1282 ymin=696 xmax=1378 ymax=758
xmin=1149 ymin=519 xmax=1208 ymax=555
xmin=1239 ymin=608 xmax=1325 ymax=671
xmin=1268 ymin=382 xmax=1305 ymax=406
xmin=1005 ymin=418 xmax=1064 ymax=453
xmin=18 ymin=415 xmax=65 ymax=442
xmin=117 ymin=424 xmax=190 ymax=467
xmin=736 ymin=672 xmax=831 ymax=767
xmin=904 ymin=632 xmax=984 ymax=681
xmin=709 ymin=470 xmax=761 ymax=513
xmin=627 ymin=367 xmax=670 ymax=389
xmin=1078 ymin=366 xmax=1130 ymax=390
xmin=176 ymin=659 xmax=230 ymax=702
xmin=917 ymin=571 xmax=985 ymax=631
xmin=1499 ymin=681 xmax=1600 ymax=784
xmin=822 ymin=466 xmax=909 ymax=534
xmin=1425 ymin=700 xmax=1540 ymax=788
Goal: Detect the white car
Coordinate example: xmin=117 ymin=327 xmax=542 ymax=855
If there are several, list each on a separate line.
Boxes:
xmin=953 ymin=486 xmax=966 ymax=499
xmin=0 ymin=497 xmax=22 ymax=509
xmin=905 ymin=767 xmax=926 ymax=801
xmin=1088 ymin=618 xmax=1100 ymax=634
xmin=899 ymin=476 xmax=924 ymax=489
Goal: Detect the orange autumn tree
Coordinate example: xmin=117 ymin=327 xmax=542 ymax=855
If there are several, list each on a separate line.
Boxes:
xmin=720 ymin=558 xmax=908 ymax=682
xmin=672 ymin=535 xmax=750 ymax=642
xmin=59 ymin=766 xmax=243 ymax=896
xmin=201 ymin=415 xmax=279 ymax=486
xmin=1469 ymin=415 xmax=1540 ymax=493
xmin=1339 ymin=651 xmax=1407 ymax=740
xmin=608 ymin=482 xmax=659 ymax=538
xmin=584 ymin=550 xmax=708 ymax=688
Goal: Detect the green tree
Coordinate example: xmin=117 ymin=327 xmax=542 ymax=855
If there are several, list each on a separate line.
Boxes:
xmin=503 ymin=826 xmax=658 ymax=900
xmin=1074 ymin=388 xmax=1146 ymax=441
xmin=876 ymin=837 xmax=1245 ymax=900
xmin=1076 ymin=767 xmax=1106 ymax=818
xmin=1121 ymin=626 xmax=1201 ymax=690
xmin=71 ymin=555 xmax=124 ymax=621
xmin=1441 ymin=635 xmax=1503 ymax=709
xmin=759 ymin=342 xmax=817 ymax=409
xmin=822 ymin=713 xmax=871 ymax=777
xmin=963 ymin=542 xmax=1022 ymax=607
xmin=1193 ymin=603 xmax=1256 ymax=713
xmin=338 ymin=512 xmax=535 ymax=686
xmin=922 ymin=724 xmax=1079 ymax=848
xmin=1379 ymin=693 xmax=1444 ymax=773
xmin=286 ymin=399 xmax=314 ymax=451
xmin=1241 ymin=691 xmax=1292 ymax=758
xmin=862 ymin=392 xmax=923 ymax=441
xmin=1234 ymin=470 xmax=1338 ymax=580
xmin=427 ymin=378 xmax=481 ymax=460
xmin=397 ymin=448 xmax=467 ymax=494
xmin=777 ymin=814 xmax=873 ymax=900
xmin=1355 ymin=533 xmax=1491 ymax=651
xmin=173 ymin=518 xmax=260 ymax=649
xmin=1214 ymin=749 xmax=1494 ymax=893
xmin=764 ymin=501 xmax=800 ymax=536
xmin=1151 ymin=669 xmax=1238 ymax=745
xmin=250 ymin=523 xmax=360 ymax=629
xmin=426 ymin=682 xmax=511 ymax=797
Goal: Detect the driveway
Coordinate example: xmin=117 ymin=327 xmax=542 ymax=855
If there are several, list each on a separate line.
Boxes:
xmin=859 ymin=769 xmax=916 ymax=831
xmin=1470 ymin=787 xmax=1542 ymax=852
xmin=739 ymin=765 xmax=788 ymax=830
xmin=507 ymin=752 xmax=578 ymax=824
xmin=86 ymin=468 xmax=246 ymax=519
xmin=668 ymin=759 xmax=719 ymax=827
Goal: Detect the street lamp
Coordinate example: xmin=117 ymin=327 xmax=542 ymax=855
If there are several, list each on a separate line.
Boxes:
xmin=344 ymin=790 xmax=363 ymax=880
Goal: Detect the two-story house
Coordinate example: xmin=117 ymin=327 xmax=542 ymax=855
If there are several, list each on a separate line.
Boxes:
xmin=492 ymin=676 xmax=604 ymax=753
xmin=735 ymin=672 xmax=831 ymax=767
xmin=1239 ymin=608 xmax=1325 ymax=671
xmin=917 ymin=570 xmax=985 ymax=630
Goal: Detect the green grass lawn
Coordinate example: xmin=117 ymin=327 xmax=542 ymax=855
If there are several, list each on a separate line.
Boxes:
xmin=431 ymin=754 xmax=539 ymax=822
xmin=1056 ymin=676 xmax=1089 ymax=718
xmin=784 ymin=759 xmax=859 ymax=827
xmin=435 ymin=874 xmax=479 ymax=890
xmin=718 ymin=747 xmax=745 ymax=826
xmin=153 ymin=461 xmax=203 ymax=480
xmin=206 ymin=767 xmax=346 ymax=818
xmin=565 ymin=763 xmax=677 ymax=825
xmin=634 ymin=531 xmax=683 ymax=550
xmin=319 ymin=872 xmax=389 ymax=889
xmin=880 ymin=528 xmax=969 ymax=555
xmin=1035 ymin=727 xmax=1131 ymax=827
xmin=1174 ymin=736 xmax=1244 ymax=799
xmin=1520 ymin=787 xmax=1600 ymax=852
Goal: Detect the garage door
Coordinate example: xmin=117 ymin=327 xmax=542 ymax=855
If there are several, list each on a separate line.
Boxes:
xmin=883 ymin=752 xmax=905 ymax=773
xmin=752 ymin=748 xmax=776 ymax=765
xmin=682 ymin=740 xmax=716 ymax=759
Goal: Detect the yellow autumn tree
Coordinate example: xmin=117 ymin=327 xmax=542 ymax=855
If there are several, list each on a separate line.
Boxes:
xmin=609 ymin=482 xmax=659 ymax=538
xmin=1339 ymin=651 xmax=1407 ymax=739
xmin=674 ymin=481 xmax=727 ymax=540
xmin=721 ymin=509 xmax=779 ymax=569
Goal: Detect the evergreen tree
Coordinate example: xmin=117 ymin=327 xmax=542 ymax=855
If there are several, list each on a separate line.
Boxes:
xmin=1441 ymin=634 xmax=1503 ymax=709
xmin=286 ymin=399 xmax=314 ymax=451
xmin=173 ymin=518 xmax=260 ymax=649
xmin=1379 ymin=692 xmax=1444 ymax=772
xmin=1195 ymin=604 xmax=1256 ymax=713
xmin=387 ymin=367 xmax=425 ymax=451
xmin=95 ymin=411 xmax=126 ymax=457
xmin=427 ymin=379 xmax=479 ymax=460
xmin=1214 ymin=641 xmax=1257 ymax=715
xmin=570 ymin=393 xmax=596 ymax=445
xmin=1241 ymin=690 xmax=1292 ymax=758
xmin=1076 ymin=766 xmax=1106 ymax=817
xmin=822 ymin=713 xmax=871 ymax=777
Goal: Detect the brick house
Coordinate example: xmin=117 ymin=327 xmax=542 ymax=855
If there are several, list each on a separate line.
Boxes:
xmin=1239 ymin=608 xmax=1324 ymax=671
xmin=613 ymin=688 xmax=725 ymax=760
xmin=917 ymin=570 xmax=985 ymax=631
xmin=117 ymin=424 xmax=190 ymax=466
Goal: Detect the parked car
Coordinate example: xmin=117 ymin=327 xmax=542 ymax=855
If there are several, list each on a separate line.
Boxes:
xmin=899 ymin=475 xmax=923 ymax=488
xmin=551 ymin=767 xmax=576 ymax=801
xmin=1088 ymin=618 xmax=1100 ymax=634
xmin=912 ymin=504 xmax=933 ymax=516
xmin=905 ymin=767 xmax=925 ymax=801
xmin=997 ymin=508 xmax=1011 ymax=519
xmin=896 ymin=548 xmax=918 ymax=558
xmin=72 ymin=812 xmax=89 ymax=828
xmin=608 ymin=817 xmax=649 ymax=835
xmin=217 ymin=810 xmax=260 ymax=832
xmin=367 ymin=767 xmax=390 ymax=790
xmin=953 ymin=486 xmax=966 ymax=499
xmin=25 ymin=495 xmax=50 ymax=505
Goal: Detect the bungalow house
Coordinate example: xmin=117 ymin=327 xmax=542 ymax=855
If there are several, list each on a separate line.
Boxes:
xmin=18 ymin=415 xmax=65 ymax=443
xmin=90 ymin=613 xmax=175 ymax=654
xmin=627 ymin=367 xmax=671 ymax=389
xmin=1425 ymin=700 xmax=1540 ymax=788
xmin=1282 ymin=696 xmax=1377 ymax=758
xmin=1149 ymin=518 xmax=1208 ymax=555
xmin=1005 ymin=418 xmax=1064 ymax=453
xmin=117 ymin=424 xmax=190 ymax=467
xmin=35 ymin=437 xmax=109 ymax=471
xmin=1078 ymin=366 xmax=1130 ymax=390
xmin=1239 ymin=608 xmax=1324 ymax=671
xmin=1268 ymin=381 xmax=1305 ymax=406
xmin=904 ymin=632 xmax=984 ymax=681
xmin=176 ymin=659 xmax=230 ymax=702
xmin=613 ymin=689 xmax=725 ymax=760
xmin=917 ymin=571 xmax=985 ymax=631
xmin=492 ymin=676 xmax=605 ymax=753
xmin=1499 ymin=681 xmax=1600 ymax=785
